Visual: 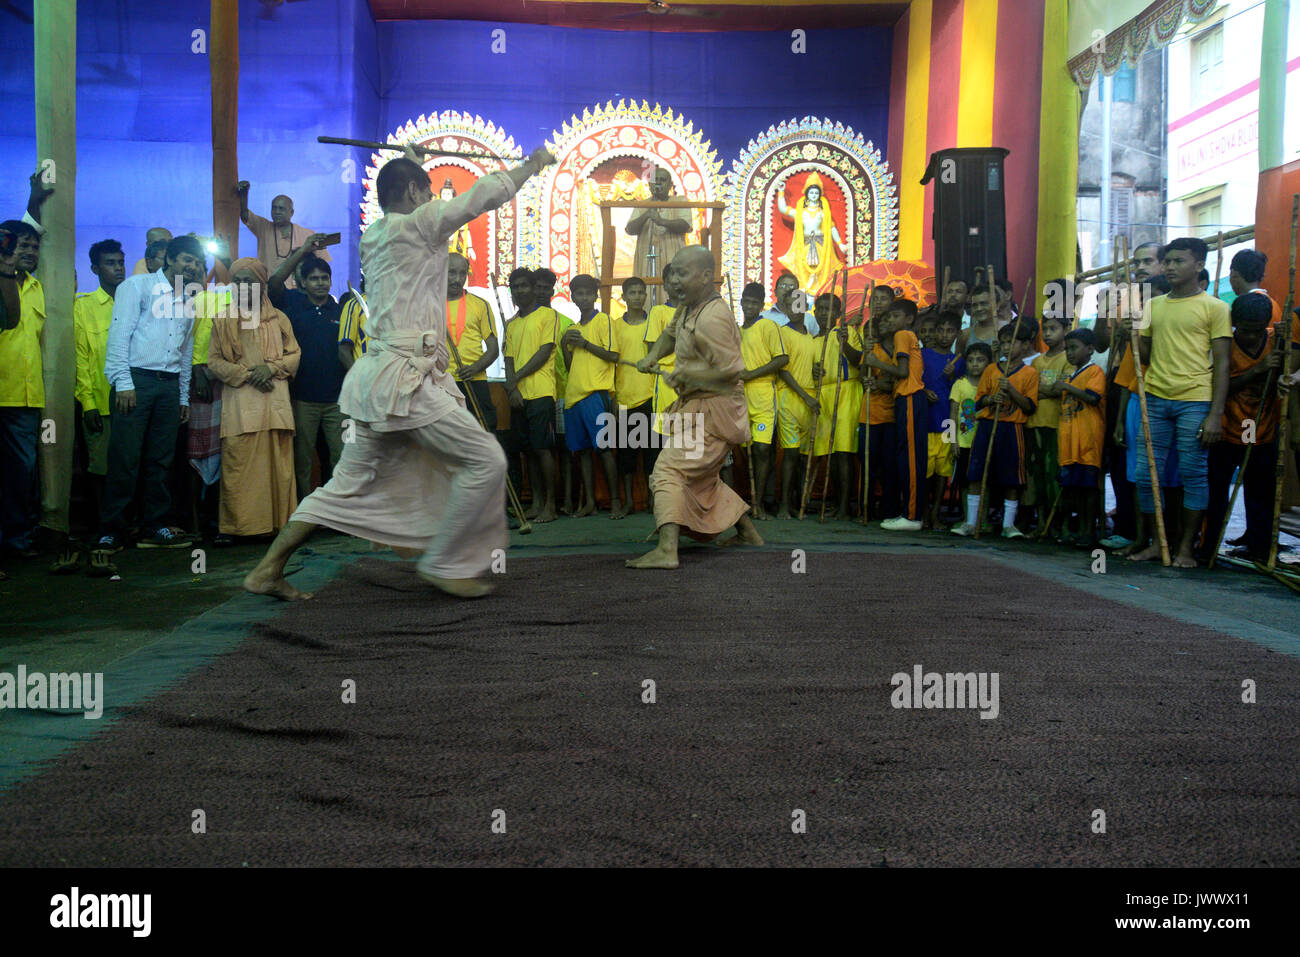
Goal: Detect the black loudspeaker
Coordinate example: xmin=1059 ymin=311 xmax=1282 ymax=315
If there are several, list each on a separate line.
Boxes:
xmin=920 ymin=147 xmax=1010 ymax=290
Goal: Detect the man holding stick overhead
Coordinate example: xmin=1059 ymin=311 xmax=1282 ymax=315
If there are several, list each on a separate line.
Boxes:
xmin=244 ymin=143 xmax=556 ymax=601
xmin=627 ymin=246 xmax=764 ymax=568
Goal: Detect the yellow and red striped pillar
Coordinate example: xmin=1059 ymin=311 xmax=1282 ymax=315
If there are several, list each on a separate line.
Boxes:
xmin=888 ymin=0 xmax=1074 ymax=313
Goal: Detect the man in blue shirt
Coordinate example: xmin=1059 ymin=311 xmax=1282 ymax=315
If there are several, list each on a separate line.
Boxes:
xmin=95 ymin=235 xmax=205 ymax=556
xmin=270 ymin=243 xmax=345 ymax=499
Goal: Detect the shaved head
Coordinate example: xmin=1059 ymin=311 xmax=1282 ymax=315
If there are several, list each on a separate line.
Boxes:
xmin=673 ymin=244 xmax=713 ymax=273
xmin=670 ymin=245 xmax=716 ymax=306
xmin=145 ymin=227 xmax=172 ymax=246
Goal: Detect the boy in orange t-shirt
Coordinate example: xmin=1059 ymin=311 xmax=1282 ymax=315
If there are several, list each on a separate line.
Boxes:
xmin=860 ymin=299 xmax=926 ymax=529
xmin=1057 ymin=328 xmax=1107 ymax=546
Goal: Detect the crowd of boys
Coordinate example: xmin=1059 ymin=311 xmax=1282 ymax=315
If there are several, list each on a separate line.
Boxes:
xmin=1 ymin=159 xmax=1294 ymax=578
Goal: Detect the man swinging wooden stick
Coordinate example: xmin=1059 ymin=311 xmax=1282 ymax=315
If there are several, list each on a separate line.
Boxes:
xmin=244 ymin=141 xmax=556 ymax=601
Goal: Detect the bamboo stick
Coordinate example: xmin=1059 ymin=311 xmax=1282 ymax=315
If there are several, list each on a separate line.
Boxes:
xmin=1267 ymin=194 xmax=1300 ymax=569
xmin=1124 ymin=235 xmax=1171 ymax=566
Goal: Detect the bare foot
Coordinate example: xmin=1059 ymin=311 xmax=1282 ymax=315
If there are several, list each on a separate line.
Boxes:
xmin=775 ymin=507 xmax=792 ymax=521
xmin=610 ymin=501 xmax=629 ymax=520
xmin=752 ymin=504 xmax=770 ymax=521
xmin=626 ymin=546 xmax=679 ymax=569
xmin=574 ymin=500 xmax=595 ymax=518
xmin=1126 ymin=543 xmax=1163 ymax=562
xmin=1172 ymin=552 xmax=1198 ymax=569
xmin=417 ymin=569 xmax=496 ymax=598
xmin=1117 ymin=541 xmax=1148 ymax=557
xmin=525 ymin=504 xmax=541 ymax=520
xmin=721 ymin=526 xmax=764 ymax=547
xmin=534 ymin=507 xmax=558 ymax=524
xmin=243 ymin=569 xmax=314 ymax=601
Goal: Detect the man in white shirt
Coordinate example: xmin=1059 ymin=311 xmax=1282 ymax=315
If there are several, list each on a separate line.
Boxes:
xmin=94 ymin=236 xmax=206 ymax=555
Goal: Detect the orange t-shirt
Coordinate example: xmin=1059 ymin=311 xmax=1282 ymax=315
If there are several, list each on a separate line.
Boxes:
xmin=867 ymin=342 xmax=896 ymax=424
xmin=975 ymin=361 xmax=1039 ymax=425
xmin=1058 ymin=362 xmax=1106 ymax=468
xmin=1110 ymin=342 xmax=1151 ymax=394
xmin=1223 ymin=327 xmax=1279 ymax=446
xmin=886 ymin=328 xmax=924 ymax=397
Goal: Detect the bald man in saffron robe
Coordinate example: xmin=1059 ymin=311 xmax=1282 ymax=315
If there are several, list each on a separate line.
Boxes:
xmin=627 ymin=245 xmax=764 ymax=569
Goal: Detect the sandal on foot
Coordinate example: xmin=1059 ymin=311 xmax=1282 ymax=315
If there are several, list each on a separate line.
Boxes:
xmin=86 ymin=549 xmax=118 ymax=578
xmin=49 ymin=546 xmax=83 ymax=575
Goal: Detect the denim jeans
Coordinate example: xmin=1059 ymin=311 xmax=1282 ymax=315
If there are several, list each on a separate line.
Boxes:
xmin=0 ymin=406 xmax=40 ymax=551
xmin=1135 ymin=395 xmax=1210 ymax=512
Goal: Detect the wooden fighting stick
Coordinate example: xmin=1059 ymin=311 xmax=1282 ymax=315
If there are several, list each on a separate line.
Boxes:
xmin=799 ymin=271 xmax=839 ymax=520
xmin=973 ymin=268 xmax=1031 ymax=539
xmin=1209 ymin=355 xmax=1279 ymax=569
xmin=1096 ymin=238 xmax=1125 ymax=541
xmin=1123 ymin=235 xmax=1171 ymax=566
xmin=1267 ymin=194 xmax=1300 ymax=570
xmin=318 ymin=135 xmax=514 ymax=165
xmin=861 ymin=280 xmax=876 ymax=526
xmin=820 ymin=269 xmax=851 ymax=522
xmin=725 ymin=273 xmax=760 ymax=513
xmin=445 ymin=334 xmax=534 ymax=535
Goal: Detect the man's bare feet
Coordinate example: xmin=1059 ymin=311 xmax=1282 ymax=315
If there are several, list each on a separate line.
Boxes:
xmin=574 ymin=500 xmax=595 ymax=518
xmin=775 ymin=507 xmax=792 ymax=521
xmin=534 ymin=507 xmax=558 ymax=524
xmin=243 ymin=569 xmax=313 ymax=601
xmin=1172 ymin=552 xmax=1198 ymax=569
xmin=1117 ymin=540 xmax=1148 ymax=558
xmin=1126 ymin=542 xmax=1163 ymax=562
xmin=417 ymin=569 xmax=496 ymax=598
xmin=610 ymin=501 xmax=629 ymax=520
xmin=625 ymin=546 xmax=679 ymax=569
xmin=721 ymin=525 xmax=764 ymax=547
xmin=525 ymin=504 xmax=541 ymax=520
xmin=752 ymin=504 xmax=770 ymax=521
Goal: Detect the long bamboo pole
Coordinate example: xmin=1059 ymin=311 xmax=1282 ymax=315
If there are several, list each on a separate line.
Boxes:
xmin=820 ymin=270 xmax=851 ymax=522
xmin=1125 ymin=235 xmax=1171 ymax=566
xmin=726 ymin=273 xmax=758 ymax=513
xmin=34 ymin=0 xmax=76 ymax=536
xmin=800 ymin=272 xmax=838 ymax=520
xmin=861 ymin=281 xmax=876 ymax=525
xmin=1267 ymin=194 xmax=1300 ymax=570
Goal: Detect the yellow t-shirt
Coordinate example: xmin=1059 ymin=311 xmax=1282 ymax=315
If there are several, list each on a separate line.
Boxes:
xmin=190 ymin=289 xmax=232 ymax=365
xmin=338 ymin=293 xmax=368 ymax=362
xmin=564 ymin=311 xmax=616 ymax=405
xmin=778 ymin=324 xmax=818 ymax=394
xmin=448 ymin=293 xmax=495 ymax=382
xmin=1140 ymin=292 xmax=1232 ymax=403
xmin=1027 ymin=349 xmax=1072 ymax=429
xmin=950 ymin=375 xmax=979 ymax=449
xmin=646 ymin=304 xmax=678 ymax=431
xmin=552 ymin=310 xmax=574 ymax=401
xmin=74 ymin=288 xmax=115 ymax=415
xmin=613 ymin=314 xmax=654 ymax=408
xmin=0 ymin=274 xmax=45 ymax=407
xmin=505 ymin=306 xmax=560 ymax=401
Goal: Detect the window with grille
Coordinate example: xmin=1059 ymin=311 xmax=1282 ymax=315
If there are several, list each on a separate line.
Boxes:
xmin=1113 ymin=65 xmax=1136 ymax=103
xmin=1110 ymin=185 xmax=1134 ymax=243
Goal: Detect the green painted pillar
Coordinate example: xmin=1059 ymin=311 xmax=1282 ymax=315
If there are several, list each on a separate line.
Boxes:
xmin=35 ymin=0 xmax=76 ymax=535
xmin=1259 ymin=0 xmax=1290 ymax=172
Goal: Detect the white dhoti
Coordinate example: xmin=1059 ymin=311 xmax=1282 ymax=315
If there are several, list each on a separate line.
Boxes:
xmin=291 ymin=406 xmax=506 ymax=579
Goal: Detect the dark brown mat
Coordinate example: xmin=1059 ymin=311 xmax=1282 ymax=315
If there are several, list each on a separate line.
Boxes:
xmin=1 ymin=551 xmax=1297 ymax=867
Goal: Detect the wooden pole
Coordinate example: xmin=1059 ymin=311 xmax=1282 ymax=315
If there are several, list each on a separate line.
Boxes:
xmin=973 ymin=264 xmax=1003 ymax=538
xmin=1098 ymin=237 xmax=1123 ymax=541
xmin=316 ymin=136 xmax=511 ymax=164
xmin=34 ymin=0 xmax=76 ymax=536
xmin=1125 ymin=235 xmax=1172 ymax=566
xmin=726 ymin=272 xmax=758 ymax=511
xmin=1267 ymin=193 xmax=1300 ymax=570
xmin=211 ymin=0 xmax=240 ymax=261
xmin=820 ymin=269 xmax=851 ymax=521
xmin=1208 ymin=365 xmax=1277 ymax=568
xmin=861 ymin=281 xmax=875 ymax=525
xmin=799 ymin=271 xmax=837 ymax=520
xmin=1213 ymin=228 xmax=1226 ymax=298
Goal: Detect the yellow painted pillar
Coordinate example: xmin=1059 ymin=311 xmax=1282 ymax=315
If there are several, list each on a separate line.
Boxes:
xmin=898 ymin=0 xmax=933 ymax=261
xmin=956 ymin=0 xmax=999 ymax=148
xmin=35 ymin=0 xmax=76 ymax=535
xmin=1034 ymin=0 xmax=1078 ymax=316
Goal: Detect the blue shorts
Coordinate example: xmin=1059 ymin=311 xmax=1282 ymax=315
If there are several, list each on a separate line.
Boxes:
xmin=1059 ymin=464 xmax=1099 ymax=488
xmin=1125 ymin=396 xmax=1181 ymax=487
xmin=967 ymin=420 xmax=1027 ymax=490
xmin=565 ymin=391 xmax=613 ymax=452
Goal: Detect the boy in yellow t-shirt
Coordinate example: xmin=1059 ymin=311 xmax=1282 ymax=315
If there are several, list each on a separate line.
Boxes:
xmin=613 ymin=276 xmax=656 ymax=512
xmin=738 ymin=281 xmax=788 ymax=519
xmin=561 ymin=274 xmax=626 ymax=519
xmin=1026 ymin=313 xmax=1072 ymax=536
xmin=503 ymin=267 xmax=559 ymax=523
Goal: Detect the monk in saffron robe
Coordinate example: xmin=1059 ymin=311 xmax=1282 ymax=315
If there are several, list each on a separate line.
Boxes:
xmin=243 ymin=144 xmax=556 ymax=601
xmin=206 ymin=258 xmax=301 ymax=537
xmin=627 ymin=246 xmax=764 ymax=569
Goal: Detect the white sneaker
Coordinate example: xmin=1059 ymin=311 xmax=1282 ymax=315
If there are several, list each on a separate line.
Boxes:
xmin=1002 ymin=526 xmax=1026 ymax=540
xmin=950 ymin=523 xmax=975 ymax=537
xmin=881 ymin=517 xmax=923 ymax=532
